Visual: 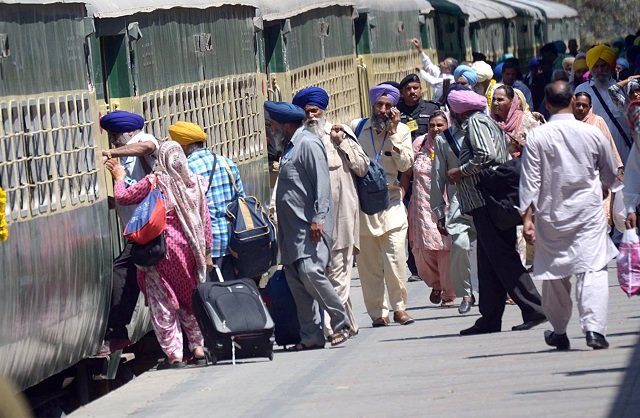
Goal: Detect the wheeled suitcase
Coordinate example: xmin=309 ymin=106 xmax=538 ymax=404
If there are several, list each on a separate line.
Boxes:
xmin=192 ymin=275 xmax=275 ymax=364
xmin=262 ymin=269 xmax=301 ymax=348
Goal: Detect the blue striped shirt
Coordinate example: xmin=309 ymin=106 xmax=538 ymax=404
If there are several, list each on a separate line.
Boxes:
xmin=187 ymin=148 xmax=245 ymax=257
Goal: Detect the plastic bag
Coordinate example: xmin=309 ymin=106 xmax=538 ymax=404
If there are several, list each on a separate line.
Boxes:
xmin=616 ymin=229 xmax=640 ymax=297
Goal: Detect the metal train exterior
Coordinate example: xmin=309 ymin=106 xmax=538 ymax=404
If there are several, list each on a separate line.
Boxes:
xmin=0 ymin=0 xmax=578 ymax=399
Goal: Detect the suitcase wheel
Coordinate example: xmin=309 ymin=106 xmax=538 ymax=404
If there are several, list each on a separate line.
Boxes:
xmin=268 ymin=352 xmax=274 ymax=361
xmin=205 ymin=348 xmax=217 ymax=365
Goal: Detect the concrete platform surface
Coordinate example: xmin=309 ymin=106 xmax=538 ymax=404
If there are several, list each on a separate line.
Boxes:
xmin=72 ymin=264 xmax=640 ymax=418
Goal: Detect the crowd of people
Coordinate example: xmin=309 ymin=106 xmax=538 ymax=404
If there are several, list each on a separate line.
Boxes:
xmin=97 ymin=33 xmax=640 ymax=366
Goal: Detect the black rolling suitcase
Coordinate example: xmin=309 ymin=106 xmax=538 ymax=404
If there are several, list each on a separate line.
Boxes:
xmin=192 ymin=272 xmax=275 ymax=365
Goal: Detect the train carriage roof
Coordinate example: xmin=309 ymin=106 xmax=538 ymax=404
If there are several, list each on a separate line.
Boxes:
xmin=458 ymin=0 xmax=517 ymax=22
xmin=0 ymin=0 xmax=84 ymax=4
xmin=84 ymin=0 xmax=257 ymax=18
xmin=257 ymin=0 xmax=355 ymax=21
xmin=493 ymin=0 xmax=544 ymax=20
xmin=509 ymin=0 xmax=578 ymax=19
xmin=353 ymin=0 xmax=432 ymax=14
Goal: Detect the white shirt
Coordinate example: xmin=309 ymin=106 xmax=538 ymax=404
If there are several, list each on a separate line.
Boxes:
xmin=519 ymin=113 xmax=618 ymax=280
xmin=418 ymin=51 xmax=455 ymax=101
xmin=116 ymin=131 xmax=159 ymax=225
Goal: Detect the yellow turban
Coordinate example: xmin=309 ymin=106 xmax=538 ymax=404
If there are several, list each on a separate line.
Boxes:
xmin=586 ymin=45 xmax=616 ymax=70
xmin=168 ymin=121 xmax=206 ymax=145
xmin=573 ymin=57 xmax=588 ymax=72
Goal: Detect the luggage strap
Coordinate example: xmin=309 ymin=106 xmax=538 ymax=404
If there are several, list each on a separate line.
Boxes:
xmin=443 ymin=128 xmax=460 ymax=158
xmin=591 ymin=86 xmax=633 ymax=148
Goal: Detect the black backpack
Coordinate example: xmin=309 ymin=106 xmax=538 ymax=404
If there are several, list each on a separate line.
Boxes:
xmin=352 ymin=118 xmax=390 ymax=215
xmin=220 ymin=159 xmax=277 ymax=278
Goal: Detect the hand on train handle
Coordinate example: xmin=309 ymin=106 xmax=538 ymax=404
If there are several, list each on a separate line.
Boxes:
xmin=626 ymin=212 xmax=637 ymax=230
xmin=310 ymin=222 xmax=324 ymax=243
xmin=411 ymin=38 xmax=421 ymax=51
xmin=105 ymin=158 xmax=126 ymax=181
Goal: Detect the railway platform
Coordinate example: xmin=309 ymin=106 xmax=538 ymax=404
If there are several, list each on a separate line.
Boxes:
xmin=71 ymin=263 xmax=639 ymax=417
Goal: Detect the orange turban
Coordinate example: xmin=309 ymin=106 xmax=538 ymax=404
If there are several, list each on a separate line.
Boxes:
xmin=586 ymin=45 xmax=616 ymax=70
xmin=168 ymin=121 xmax=206 ymax=145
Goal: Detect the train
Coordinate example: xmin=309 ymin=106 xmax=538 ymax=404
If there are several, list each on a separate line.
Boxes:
xmin=0 ymin=0 xmax=578 ymax=408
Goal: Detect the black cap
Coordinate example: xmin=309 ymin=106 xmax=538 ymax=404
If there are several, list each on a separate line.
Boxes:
xmin=399 ymin=73 xmax=420 ymax=89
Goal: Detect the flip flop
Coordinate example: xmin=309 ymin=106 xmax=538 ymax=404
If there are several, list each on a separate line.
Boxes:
xmin=329 ymin=328 xmax=350 ymax=347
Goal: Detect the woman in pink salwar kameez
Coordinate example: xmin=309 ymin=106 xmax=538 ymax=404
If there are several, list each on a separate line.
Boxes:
xmin=106 ymin=141 xmax=213 ymax=369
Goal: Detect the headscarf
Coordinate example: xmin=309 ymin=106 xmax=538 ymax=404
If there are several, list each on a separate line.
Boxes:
xmin=100 ymin=111 xmax=145 ymax=133
xmin=369 ymin=84 xmax=400 ymax=107
xmin=492 ymin=87 xmax=525 ymax=138
xmin=626 ymin=80 xmax=640 ymax=96
xmin=586 ymin=45 xmax=617 ymax=70
xmin=447 ymin=90 xmax=487 ymax=114
xmin=513 ymin=89 xmax=530 ymax=113
xmin=292 ymin=87 xmax=330 ymax=110
xmin=454 ymin=65 xmax=478 ymax=87
xmin=471 ymin=61 xmax=493 ymax=83
xmin=616 ymin=57 xmax=630 ymax=70
xmin=554 ymin=40 xmax=567 ymax=55
xmin=155 ymin=141 xmax=210 ymax=285
xmin=168 ymin=121 xmax=207 ymax=145
xmin=628 ymin=99 xmax=640 ymax=140
xmin=562 ymin=57 xmax=575 ymax=71
xmin=264 ymin=101 xmax=306 ymax=123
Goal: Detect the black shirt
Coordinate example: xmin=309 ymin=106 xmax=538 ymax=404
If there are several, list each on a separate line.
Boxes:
xmin=397 ymin=99 xmax=442 ymax=139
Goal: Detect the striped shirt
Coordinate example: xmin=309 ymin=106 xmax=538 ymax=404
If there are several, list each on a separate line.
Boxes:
xmin=457 ymin=111 xmax=510 ymax=214
xmin=187 ymin=148 xmax=245 ymax=258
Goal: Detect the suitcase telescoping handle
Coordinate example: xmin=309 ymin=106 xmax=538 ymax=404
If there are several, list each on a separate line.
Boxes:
xmin=213 ymin=262 xmax=224 ymax=282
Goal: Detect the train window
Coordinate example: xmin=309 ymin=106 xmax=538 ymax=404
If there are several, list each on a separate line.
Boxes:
xmin=0 ymin=33 xmax=8 ymax=58
xmin=140 ymin=75 xmax=264 ymax=164
xmin=0 ymin=93 xmax=98 ymax=221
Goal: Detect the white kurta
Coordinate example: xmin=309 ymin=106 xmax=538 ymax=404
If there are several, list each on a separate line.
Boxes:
xmin=519 ymin=113 xmax=619 ymax=280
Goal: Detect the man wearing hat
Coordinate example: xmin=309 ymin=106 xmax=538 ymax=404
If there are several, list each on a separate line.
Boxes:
xmin=576 ymin=45 xmax=633 ymax=162
xmin=168 ymin=121 xmax=245 ymax=281
xmin=98 ymin=110 xmax=159 ymax=355
xmin=292 ymin=87 xmax=368 ymax=337
xmin=266 ymin=101 xmax=352 ymax=349
xmin=445 ymin=90 xmax=546 ymax=335
xmin=351 ymin=84 xmax=415 ymax=327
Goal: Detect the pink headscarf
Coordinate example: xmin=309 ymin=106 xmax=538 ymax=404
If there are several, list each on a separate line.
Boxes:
xmin=493 ymin=88 xmax=525 ymax=138
xmin=447 ymin=90 xmax=487 ymax=114
xmin=155 ymin=141 xmax=210 ymax=284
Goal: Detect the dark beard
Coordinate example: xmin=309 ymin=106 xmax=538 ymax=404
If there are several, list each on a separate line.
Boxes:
xmin=371 ymin=113 xmax=391 ymax=131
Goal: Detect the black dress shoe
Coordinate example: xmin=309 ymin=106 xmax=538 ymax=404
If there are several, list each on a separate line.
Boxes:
xmin=586 ymin=331 xmax=609 ymax=349
xmin=512 ymin=317 xmax=547 ymax=331
xmin=458 ymin=297 xmax=473 ymax=314
xmin=408 ymin=275 xmax=422 ymax=282
xmin=544 ymin=330 xmax=570 ymax=350
xmin=460 ymin=324 xmax=500 ymax=336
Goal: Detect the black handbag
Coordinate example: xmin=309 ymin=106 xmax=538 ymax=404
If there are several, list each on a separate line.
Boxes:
xmin=130 ymin=232 xmax=167 ymax=266
xmin=476 ymin=158 xmax=522 ymax=230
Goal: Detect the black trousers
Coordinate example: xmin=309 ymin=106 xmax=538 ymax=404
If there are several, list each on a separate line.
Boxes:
xmin=105 ymin=242 xmax=139 ymax=340
xmin=208 ymin=254 xmax=238 ymax=282
xmin=471 ymin=205 xmax=545 ymax=331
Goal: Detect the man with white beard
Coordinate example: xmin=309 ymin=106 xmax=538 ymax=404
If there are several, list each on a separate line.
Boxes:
xmin=576 ymin=45 xmax=633 ymax=162
xmin=351 ymin=84 xmax=415 ymax=327
xmin=292 ymin=87 xmax=369 ymax=337
xmin=265 ymin=101 xmax=352 ymax=350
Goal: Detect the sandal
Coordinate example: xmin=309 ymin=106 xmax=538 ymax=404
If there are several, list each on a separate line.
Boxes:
xmin=285 ymin=343 xmax=325 ymax=352
xmin=157 ymin=359 xmax=186 ymax=370
xmin=329 ymin=328 xmax=350 ymax=347
xmin=429 ymin=289 xmax=442 ymax=305
xmin=440 ymin=300 xmax=455 ymax=308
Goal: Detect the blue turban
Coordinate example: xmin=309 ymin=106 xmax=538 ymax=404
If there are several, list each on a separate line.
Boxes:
xmin=528 ymin=56 xmax=542 ymax=69
xmin=617 ymin=57 xmax=630 ymax=70
xmin=369 ymin=84 xmax=400 ymax=107
xmin=493 ymin=62 xmax=504 ymax=81
xmin=264 ymin=101 xmax=306 ymax=123
xmin=453 ymin=65 xmax=478 ymax=87
xmin=100 ymin=111 xmax=145 ymax=133
xmin=292 ymin=87 xmax=330 ymax=110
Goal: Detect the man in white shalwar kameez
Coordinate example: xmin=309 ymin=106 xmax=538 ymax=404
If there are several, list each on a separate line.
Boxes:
xmin=519 ymin=81 xmax=619 ymax=351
